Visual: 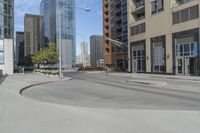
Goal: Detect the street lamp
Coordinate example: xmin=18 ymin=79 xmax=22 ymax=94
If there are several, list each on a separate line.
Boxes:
xmin=58 ymin=4 xmax=90 ymax=79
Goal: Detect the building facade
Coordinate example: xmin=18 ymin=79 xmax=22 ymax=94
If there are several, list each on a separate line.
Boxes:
xmin=40 ymin=0 xmax=50 ymax=46
xmin=16 ymin=32 xmax=24 ymax=64
xmin=103 ymin=0 xmax=128 ymax=71
xmin=0 ymin=0 xmax=14 ymax=75
xmin=90 ymin=35 xmax=104 ymax=67
xmin=40 ymin=0 xmax=76 ymax=69
xmin=24 ymin=14 xmax=43 ymax=56
xmin=128 ymin=0 xmax=200 ymax=76
xmin=80 ymin=41 xmax=90 ymax=67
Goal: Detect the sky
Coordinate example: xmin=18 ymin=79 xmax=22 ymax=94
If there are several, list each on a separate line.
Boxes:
xmin=14 ymin=0 xmax=103 ymax=55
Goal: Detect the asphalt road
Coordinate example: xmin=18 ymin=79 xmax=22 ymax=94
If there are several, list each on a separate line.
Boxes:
xmin=22 ymin=72 xmax=200 ymax=111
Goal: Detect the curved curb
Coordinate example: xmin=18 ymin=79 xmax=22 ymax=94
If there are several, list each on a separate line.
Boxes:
xmin=19 ymin=77 xmax=72 ymax=95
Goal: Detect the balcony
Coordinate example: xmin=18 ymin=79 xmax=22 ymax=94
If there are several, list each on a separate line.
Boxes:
xmin=172 ymin=0 xmax=195 ymax=8
xmin=135 ymin=15 xmax=145 ymax=21
xmin=135 ymin=0 xmax=145 ymax=8
xmin=131 ymin=1 xmax=145 ymax=15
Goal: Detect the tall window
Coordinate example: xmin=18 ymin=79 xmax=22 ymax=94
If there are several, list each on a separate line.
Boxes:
xmin=152 ymin=0 xmax=164 ymax=14
xmin=172 ymin=5 xmax=199 ymax=24
xmin=151 ymin=36 xmax=165 ymax=73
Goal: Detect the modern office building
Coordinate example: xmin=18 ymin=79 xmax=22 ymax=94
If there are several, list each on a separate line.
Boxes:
xmin=24 ymin=14 xmax=43 ymax=56
xmin=0 ymin=0 xmax=14 ymax=75
xmin=80 ymin=41 xmax=90 ymax=67
xmin=40 ymin=0 xmax=76 ymax=69
xmin=40 ymin=0 xmax=50 ymax=46
xmin=103 ymin=0 xmax=128 ymax=71
xmin=128 ymin=0 xmax=200 ymax=76
xmin=16 ymin=32 xmax=24 ymax=64
xmin=90 ymin=35 xmax=104 ymax=67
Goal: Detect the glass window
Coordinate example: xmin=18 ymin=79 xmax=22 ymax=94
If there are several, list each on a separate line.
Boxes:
xmin=176 ymin=42 xmax=198 ymax=57
xmin=0 ymin=52 xmax=3 ymax=64
xmin=152 ymin=37 xmax=165 ymax=73
xmin=151 ymin=0 xmax=164 ymax=14
xmin=191 ymin=42 xmax=198 ymax=56
xmin=181 ymin=8 xmax=189 ymax=22
xmin=0 ymin=3 xmax=3 ymax=14
xmin=190 ymin=5 xmax=199 ymax=20
xmin=184 ymin=44 xmax=190 ymax=53
xmin=173 ymin=5 xmax=199 ymax=25
xmin=0 ymin=41 xmax=3 ymax=51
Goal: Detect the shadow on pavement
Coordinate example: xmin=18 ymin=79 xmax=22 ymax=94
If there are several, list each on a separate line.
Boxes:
xmin=0 ymin=75 xmax=8 ymax=85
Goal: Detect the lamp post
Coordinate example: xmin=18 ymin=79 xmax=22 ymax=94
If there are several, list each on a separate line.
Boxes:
xmin=58 ymin=3 xmax=90 ymax=79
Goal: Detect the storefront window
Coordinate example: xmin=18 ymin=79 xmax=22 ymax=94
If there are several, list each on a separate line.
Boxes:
xmin=152 ymin=36 xmax=165 ymax=73
xmin=176 ymin=42 xmax=198 ymax=57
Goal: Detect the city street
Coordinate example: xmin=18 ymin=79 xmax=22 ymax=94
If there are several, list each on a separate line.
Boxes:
xmin=0 ymin=73 xmax=200 ymax=133
xmin=22 ymin=72 xmax=200 ymax=110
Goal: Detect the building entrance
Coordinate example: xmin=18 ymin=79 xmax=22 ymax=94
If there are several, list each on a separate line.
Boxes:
xmin=132 ymin=45 xmax=145 ymax=73
xmin=176 ymin=57 xmax=197 ymax=75
xmin=175 ymin=42 xmax=198 ymax=76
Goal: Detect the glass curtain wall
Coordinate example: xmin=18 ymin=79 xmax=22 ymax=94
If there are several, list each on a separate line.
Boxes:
xmin=40 ymin=0 xmax=50 ymax=46
xmin=0 ymin=0 xmax=14 ymax=64
xmin=56 ymin=0 xmax=76 ymax=67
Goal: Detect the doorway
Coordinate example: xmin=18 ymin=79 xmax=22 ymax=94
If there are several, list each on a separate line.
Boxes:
xmin=132 ymin=49 xmax=145 ymax=73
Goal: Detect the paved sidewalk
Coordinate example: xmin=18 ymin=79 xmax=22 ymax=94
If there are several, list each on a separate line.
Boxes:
xmin=109 ymin=72 xmax=200 ymax=81
xmin=0 ymin=74 xmax=200 ymax=133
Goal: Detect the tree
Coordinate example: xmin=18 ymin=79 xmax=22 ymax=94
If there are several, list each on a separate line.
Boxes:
xmin=32 ymin=42 xmax=58 ymax=69
xmin=18 ymin=55 xmax=33 ymax=66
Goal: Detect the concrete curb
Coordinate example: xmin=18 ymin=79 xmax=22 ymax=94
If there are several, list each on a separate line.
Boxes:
xmin=126 ymin=79 xmax=167 ymax=86
xmin=19 ymin=77 xmax=72 ymax=95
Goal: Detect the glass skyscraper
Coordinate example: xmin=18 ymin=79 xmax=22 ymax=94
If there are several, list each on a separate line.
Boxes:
xmin=40 ymin=0 xmax=76 ymax=68
xmin=0 ymin=0 xmax=14 ymax=74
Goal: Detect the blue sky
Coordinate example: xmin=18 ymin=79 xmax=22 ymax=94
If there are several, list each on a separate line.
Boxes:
xmin=14 ymin=0 xmax=103 ymax=55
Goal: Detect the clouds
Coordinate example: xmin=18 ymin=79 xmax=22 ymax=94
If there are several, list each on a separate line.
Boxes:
xmin=14 ymin=0 xmax=41 ymax=31
xmin=15 ymin=0 xmax=40 ymax=16
xmin=14 ymin=0 xmax=103 ymax=31
xmin=14 ymin=0 xmax=103 ymax=55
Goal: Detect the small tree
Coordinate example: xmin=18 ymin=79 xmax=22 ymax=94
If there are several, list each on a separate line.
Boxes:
xmin=46 ymin=42 xmax=59 ymax=67
xmin=32 ymin=42 xmax=58 ymax=69
xmin=18 ymin=55 xmax=33 ymax=66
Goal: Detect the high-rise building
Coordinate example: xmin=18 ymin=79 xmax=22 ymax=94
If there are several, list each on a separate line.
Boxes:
xmin=24 ymin=14 xmax=43 ymax=56
xmin=128 ymin=0 xmax=200 ymax=76
xmin=16 ymin=32 xmax=24 ymax=64
xmin=103 ymin=0 xmax=128 ymax=71
xmin=80 ymin=41 xmax=90 ymax=67
xmin=0 ymin=0 xmax=14 ymax=75
xmin=40 ymin=0 xmax=76 ymax=69
xmin=40 ymin=0 xmax=50 ymax=46
xmin=90 ymin=35 xmax=104 ymax=67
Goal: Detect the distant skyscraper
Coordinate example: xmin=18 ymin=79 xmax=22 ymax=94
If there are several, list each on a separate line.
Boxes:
xmin=0 ymin=0 xmax=14 ymax=75
xmin=24 ymin=14 xmax=43 ymax=56
xmin=40 ymin=0 xmax=76 ymax=69
xmin=40 ymin=0 xmax=50 ymax=46
xmin=80 ymin=41 xmax=89 ymax=67
xmin=90 ymin=35 xmax=103 ymax=67
xmin=16 ymin=32 xmax=24 ymax=64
